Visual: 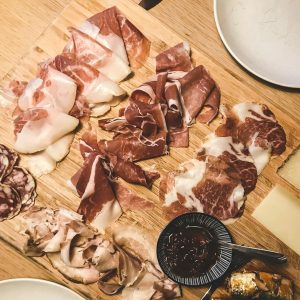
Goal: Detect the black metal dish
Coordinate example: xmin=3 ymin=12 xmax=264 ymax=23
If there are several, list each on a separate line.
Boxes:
xmin=157 ymin=212 xmax=233 ymax=286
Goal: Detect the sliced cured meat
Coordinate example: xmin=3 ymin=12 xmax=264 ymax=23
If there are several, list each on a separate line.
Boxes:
xmin=198 ymin=134 xmax=257 ymax=195
xmin=68 ymin=27 xmax=131 ymax=82
xmin=112 ymin=182 xmax=154 ymax=211
xmin=22 ymin=206 xmax=179 ymax=298
xmin=196 ymin=86 xmax=221 ymax=124
xmin=54 ymin=54 xmax=126 ymax=117
xmin=216 ymin=103 xmax=286 ymax=174
xmin=14 ymin=107 xmax=79 ymax=153
xmin=3 ymin=167 xmax=36 ymax=208
xmin=80 ymin=19 xmax=128 ymax=65
xmin=178 ymin=65 xmax=219 ymax=124
xmin=156 ymin=42 xmax=192 ymax=73
xmin=116 ymin=9 xmax=150 ymax=68
xmin=0 ymin=80 xmax=27 ymax=108
xmin=106 ymin=153 xmax=159 ymax=187
xmin=99 ymin=130 xmax=168 ymax=162
xmin=0 ymin=154 xmax=9 ymax=181
xmin=76 ymin=153 xmax=122 ymax=232
xmin=0 ymin=144 xmax=18 ymax=179
xmin=0 ymin=183 xmax=21 ymax=221
xmin=161 ymin=156 xmax=245 ymax=222
xmin=18 ymin=67 xmax=77 ymax=114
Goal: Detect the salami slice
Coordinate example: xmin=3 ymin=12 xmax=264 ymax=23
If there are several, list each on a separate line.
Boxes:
xmin=0 ymin=144 xmax=18 ymax=178
xmin=0 ymin=183 xmax=22 ymax=221
xmin=3 ymin=167 xmax=36 ymax=207
xmin=0 ymin=154 xmax=9 ymax=181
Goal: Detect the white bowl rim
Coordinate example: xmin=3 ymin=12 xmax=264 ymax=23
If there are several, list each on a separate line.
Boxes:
xmin=213 ymin=0 xmax=300 ymax=89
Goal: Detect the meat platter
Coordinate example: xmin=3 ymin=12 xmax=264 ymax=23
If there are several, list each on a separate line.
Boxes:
xmin=0 ymin=0 xmax=299 ymax=299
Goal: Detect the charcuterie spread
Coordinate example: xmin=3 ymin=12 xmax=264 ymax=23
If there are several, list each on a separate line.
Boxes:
xmin=0 ymin=1 xmax=298 ymax=299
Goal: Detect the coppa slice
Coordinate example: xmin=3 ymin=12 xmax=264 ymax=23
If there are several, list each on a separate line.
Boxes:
xmin=0 ymin=183 xmax=21 ymax=221
xmin=161 ymin=155 xmax=245 ymax=222
xmin=3 ymin=167 xmax=36 ymax=209
xmin=216 ymin=103 xmax=286 ymax=174
xmin=198 ymin=134 xmax=257 ymax=195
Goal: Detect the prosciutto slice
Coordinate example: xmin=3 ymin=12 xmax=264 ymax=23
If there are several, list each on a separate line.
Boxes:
xmin=75 ymin=152 xmax=122 ymax=232
xmin=99 ymin=43 xmax=221 ymax=155
xmin=54 ymin=54 xmax=126 ymax=117
xmin=70 ymin=131 xmax=158 ymax=231
xmin=67 ymin=27 xmax=131 ymax=83
xmin=14 ymin=107 xmax=79 ymax=153
xmin=87 ymin=6 xmax=150 ymax=68
xmin=18 ymin=67 xmax=77 ymax=114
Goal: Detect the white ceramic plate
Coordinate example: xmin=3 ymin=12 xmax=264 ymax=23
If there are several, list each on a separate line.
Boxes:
xmin=214 ymin=0 xmax=300 ymax=88
xmin=0 ymin=278 xmax=85 ymax=300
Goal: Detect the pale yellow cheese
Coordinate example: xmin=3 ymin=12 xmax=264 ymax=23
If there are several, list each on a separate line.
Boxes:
xmin=252 ymin=185 xmax=300 ymax=255
xmin=278 ymin=147 xmax=300 ymax=190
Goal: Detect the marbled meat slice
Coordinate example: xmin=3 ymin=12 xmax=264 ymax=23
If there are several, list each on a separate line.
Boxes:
xmin=198 ymin=134 xmax=257 ymax=195
xmin=0 ymin=183 xmax=22 ymax=221
xmin=156 ymin=42 xmax=193 ymax=73
xmin=0 ymin=144 xmax=18 ymax=179
xmin=216 ymin=103 xmax=286 ymax=174
xmin=3 ymin=167 xmax=36 ymax=208
xmin=161 ymin=155 xmax=245 ymax=222
xmin=76 ymin=152 xmax=122 ymax=232
xmin=112 ymin=182 xmax=154 ymax=211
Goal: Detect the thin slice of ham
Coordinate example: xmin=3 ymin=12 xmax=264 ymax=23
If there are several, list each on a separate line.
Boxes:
xmin=54 ymin=54 xmax=126 ymax=117
xmin=67 ymin=27 xmax=131 ymax=82
xmin=75 ymin=153 xmax=122 ymax=232
xmin=156 ymin=42 xmax=192 ymax=73
xmin=18 ymin=67 xmax=77 ymax=114
xmin=14 ymin=107 xmax=79 ymax=153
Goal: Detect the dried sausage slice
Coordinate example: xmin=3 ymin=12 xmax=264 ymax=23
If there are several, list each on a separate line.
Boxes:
xmin=0 ymin=183 xmax=21 ymax=221
xmin=3 ymin=167 xmax=36 ymax=208
xmin=0 ymin=144 xmax=18 ymax=179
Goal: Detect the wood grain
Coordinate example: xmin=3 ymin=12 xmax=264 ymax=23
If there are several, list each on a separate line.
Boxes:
xmin=0 ymin=0 xmax=299 ymax=299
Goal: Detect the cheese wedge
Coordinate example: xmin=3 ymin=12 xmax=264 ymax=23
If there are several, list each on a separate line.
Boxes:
xmin=252 ymin=185 xmax=300 ymax=255
xmin=278 ymin=147 xmax=300 ymax=189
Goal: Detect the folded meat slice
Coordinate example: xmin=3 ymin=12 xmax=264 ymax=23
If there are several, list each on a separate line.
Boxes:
xmin=14 ymin=108 xmax=79 ymax=153
xmin=216 ymin=103 xmax=286 ymax=174
xmin=99 ymin=129 xmax=168 ymax=162
xmin=112 ymin=182 xmax=154 ymax=211
xmin=161 ymin=155 xmax=245 ymax=222
xmin=198 ymin=134 xmax=257 ymax=195
xmin=79 ymin=19 xmax=129 ymax=65
xmin=18 ymin=67 xmax=77 ymax=114
xmin=54 ymin=54 xmax=126 ymax=117
xmin=75 ymin=153 xmax=122 ymax=232
xmin=178 ymin=65 xmax=220 ymax=125
xmin=0 ymin=80 xmax=27 ymax=108
xmin=68 ymin=27 xmax=131 ymax=82
xmin=156 ymin=42 xmax=192 ymax=73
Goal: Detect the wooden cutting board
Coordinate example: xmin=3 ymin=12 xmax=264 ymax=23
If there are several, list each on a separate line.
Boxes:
xmin=0 ymin=0 xmax=299 ymax=299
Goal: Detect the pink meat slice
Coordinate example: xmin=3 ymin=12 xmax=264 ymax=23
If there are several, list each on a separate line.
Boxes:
xmin=156 ymin=42 xmax=193 ymax=73
xmin=88 ymin=6 xmax=150 ymax=68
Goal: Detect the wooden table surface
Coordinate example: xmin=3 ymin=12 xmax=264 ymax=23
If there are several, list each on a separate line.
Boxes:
xmin=0 ymin=0 xmax=299 ymax=299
